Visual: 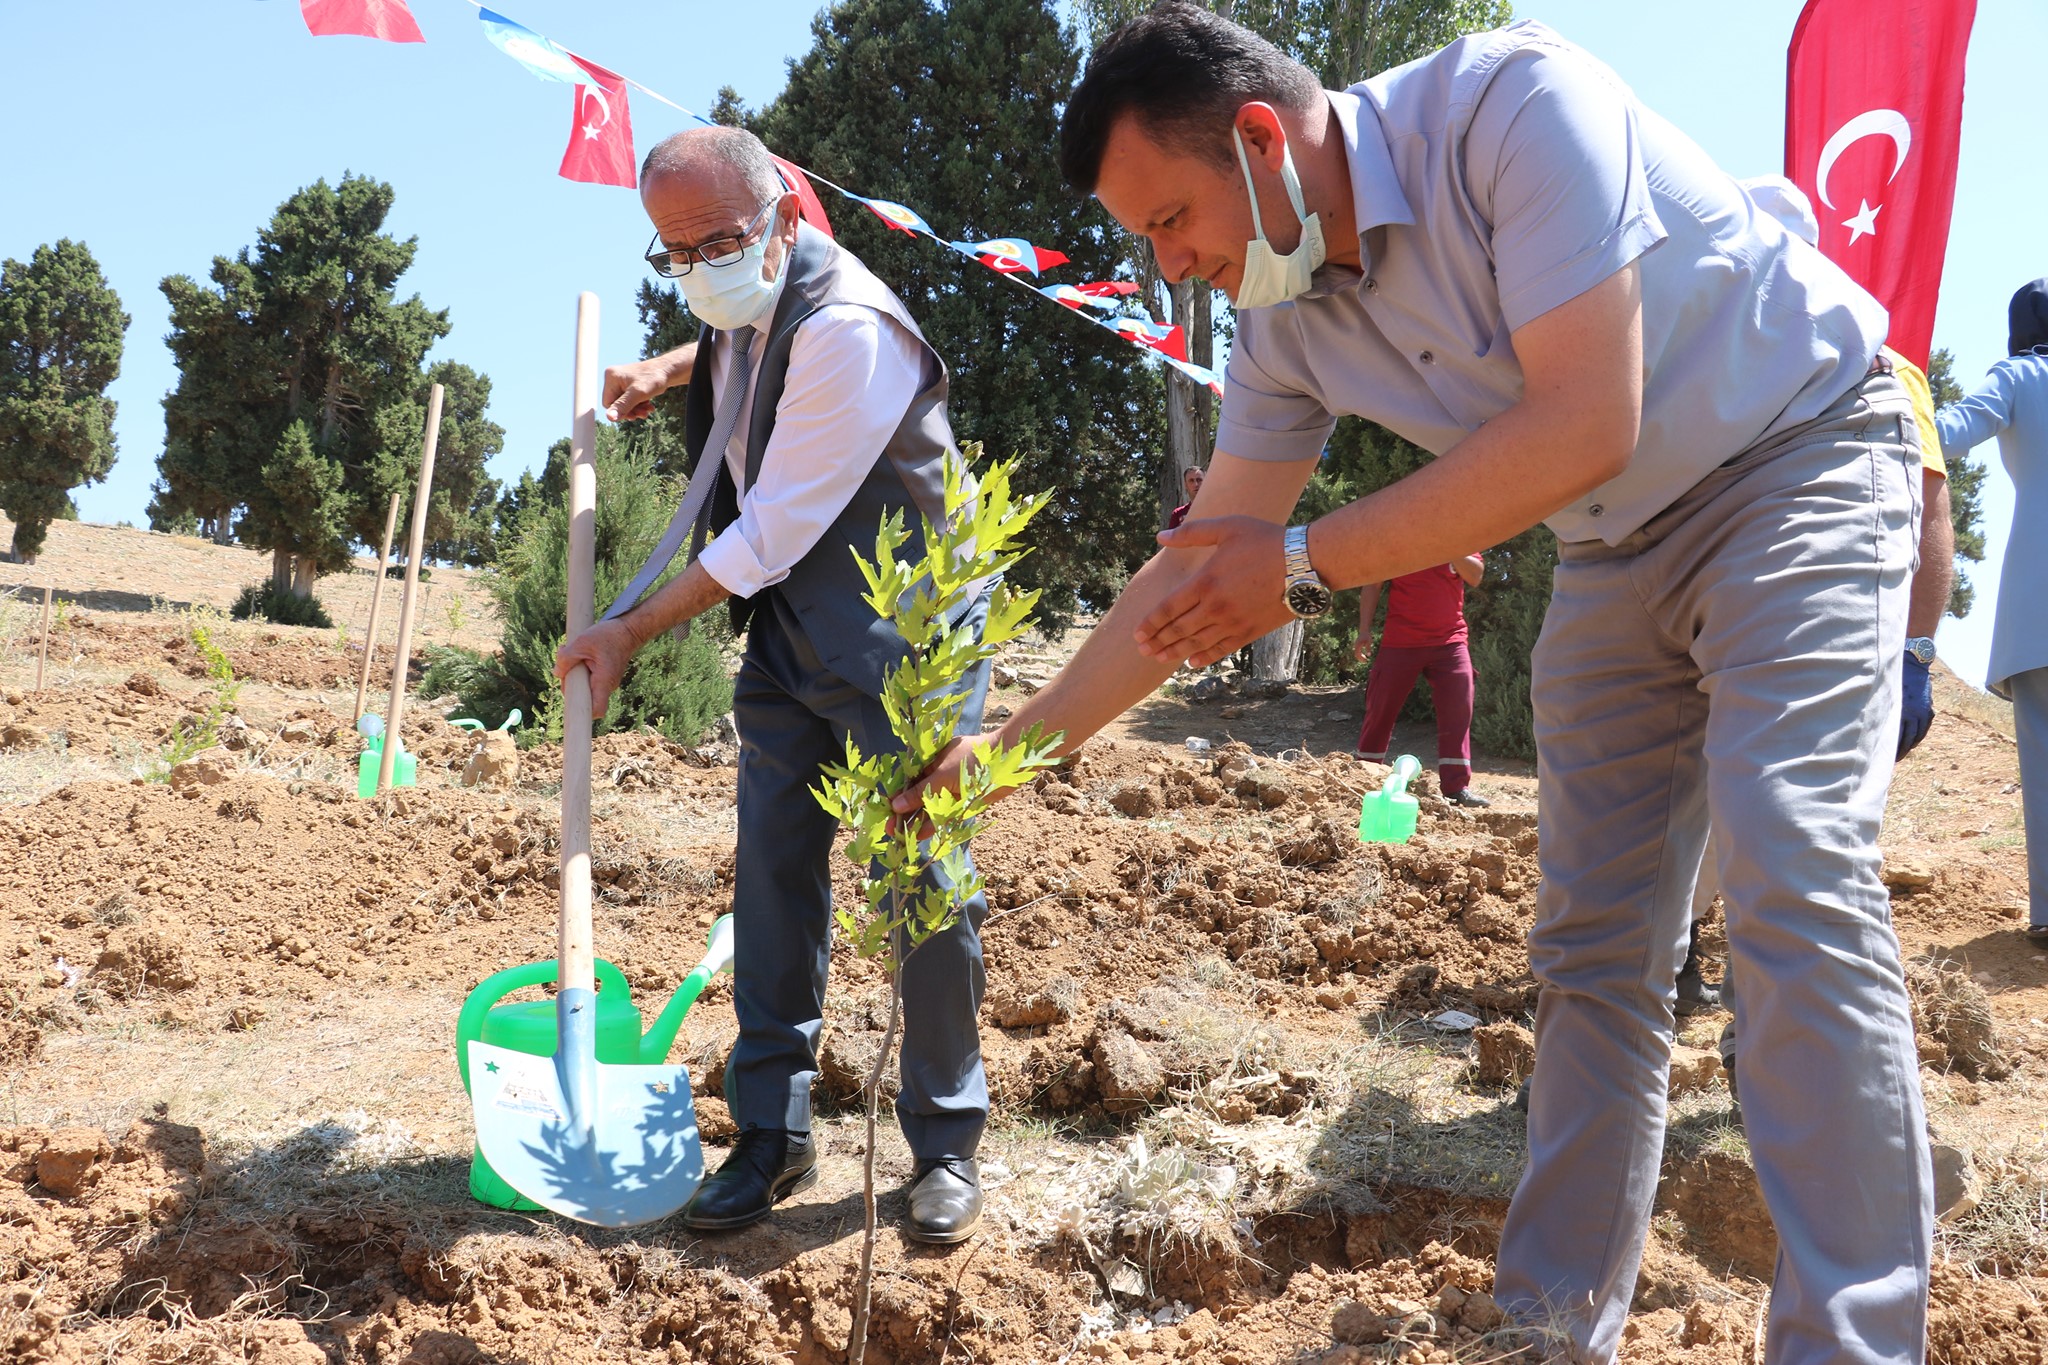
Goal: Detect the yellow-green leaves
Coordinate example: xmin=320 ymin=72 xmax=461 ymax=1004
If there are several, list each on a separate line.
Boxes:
xmin=810 ymin=444 xmax=1064 ymax=971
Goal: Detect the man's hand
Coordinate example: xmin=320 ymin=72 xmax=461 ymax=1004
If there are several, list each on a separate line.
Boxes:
xmin=889 ymin=732 xmax=1006 ymax=826
xmin=1898 ymin=654 xmax=1934 ymax=760
xmin=603 ymin=344 xmax=695 ymax=422
xmin=1135 ymin=516 xmax=1295 ymax=667
xmin=1352 ymin=633 xmax=1374 ymax=665
xmin=554 ymin=619 xmax=643 ymax=717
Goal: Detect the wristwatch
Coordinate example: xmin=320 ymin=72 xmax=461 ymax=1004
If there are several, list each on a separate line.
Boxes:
xmin=1905 ymin=636 xmax=1937 ymax=666
xmin=1281 ymin=525 xmax=1334 ymax=618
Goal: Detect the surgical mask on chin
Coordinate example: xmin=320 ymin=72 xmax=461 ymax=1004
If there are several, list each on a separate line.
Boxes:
xmin=1231 ymin=127 xmax=1326 ymax=309
xmin=679 ymin=233 xmax=783 ymax=331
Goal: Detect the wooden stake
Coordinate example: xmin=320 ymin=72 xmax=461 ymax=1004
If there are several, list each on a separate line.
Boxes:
xmin=378 ymin=385 xmax=444 ymax=795
xmin=34 ymin=586 xmax=51 ymax=692
xmin=351 ymin=492 xmax=402 ymax=725
xmin=559 ymin=293 xmax=600 ymax=996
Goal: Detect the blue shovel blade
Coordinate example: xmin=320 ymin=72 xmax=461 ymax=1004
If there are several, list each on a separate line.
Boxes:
xmin=467 ymin=1039 xmax=704 ymax=1227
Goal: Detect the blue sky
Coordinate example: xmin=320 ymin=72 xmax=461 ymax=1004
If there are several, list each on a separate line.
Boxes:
xmin=3 ymin=0 xmax=2040 ymax=687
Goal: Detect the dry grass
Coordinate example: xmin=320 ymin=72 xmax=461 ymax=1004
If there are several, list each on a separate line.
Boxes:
xmin=1938 ymin=1142 xmax=2048 ymax=1276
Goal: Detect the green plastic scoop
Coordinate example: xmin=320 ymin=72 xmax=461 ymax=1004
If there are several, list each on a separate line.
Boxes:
xmin=1358 ymin=754 xmax=1423 ymax=844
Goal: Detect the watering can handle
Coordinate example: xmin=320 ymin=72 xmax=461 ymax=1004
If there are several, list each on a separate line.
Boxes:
xmin=455 ymin=957 xmax=630 ymax=1092
xmin=1385 ymin=754 xmax=1422 ymax=795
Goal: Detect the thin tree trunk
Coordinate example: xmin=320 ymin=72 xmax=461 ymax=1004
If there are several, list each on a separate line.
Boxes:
xmin=289 ymin=555 xmax=318 ymax=599
xmin=270 ymin=546 xmax=292 ymax=593
xmin=1250 ymin=619 xmax=1305 ymax=683
xmin=848 ymin=968 xmax=904 ymax=1365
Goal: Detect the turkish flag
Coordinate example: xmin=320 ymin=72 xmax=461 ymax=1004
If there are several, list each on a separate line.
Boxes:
xmin=1785 ymin=0 xmax=1976 ymax=368
xmin=299 ymin=0 xmax=424 ymax=43
xmin=559 ymin=56 xmax=635 ymax=189
xmin=770 ymin=156 xmax=835 ymax=239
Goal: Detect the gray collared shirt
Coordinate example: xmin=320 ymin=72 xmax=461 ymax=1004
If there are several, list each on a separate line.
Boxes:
xmin=1219 ymin=20 xmax=1886 ymax=545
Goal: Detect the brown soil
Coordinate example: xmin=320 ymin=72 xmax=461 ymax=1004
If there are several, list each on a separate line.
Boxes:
xmin=0 ymin=541 xmax=2044 ymax=1363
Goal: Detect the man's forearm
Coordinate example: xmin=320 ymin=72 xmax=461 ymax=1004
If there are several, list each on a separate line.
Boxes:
xmin=1907 ymin=473 xmax=1954 ymax=639
xmin=1305 ymin=399 xmax=1624 ymax=592
xmin=618 ymin=560 xmax=729 ymax=647
xmin=997 ymin=548 xmax=1205 ymax=759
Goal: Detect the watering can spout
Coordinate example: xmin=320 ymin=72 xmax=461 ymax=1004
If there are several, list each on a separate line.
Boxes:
xmin=639 ymin=914 xmax=737 ymax=1063
xmin=1385 ymin=754 xmax=1421 ymax=795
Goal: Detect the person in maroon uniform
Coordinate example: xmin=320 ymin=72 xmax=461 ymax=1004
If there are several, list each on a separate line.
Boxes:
xmin=1165 ymin=465 xmax=1205 ymax=530
xmin=1353 ymin=553 xmax=1489 ymax=807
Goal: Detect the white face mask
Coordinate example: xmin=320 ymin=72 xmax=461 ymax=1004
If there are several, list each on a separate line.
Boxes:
xmin=1231 ymin=127 xmax=1326 ymax=309
xmin=678 ymin=207 xmax=786 ymax=331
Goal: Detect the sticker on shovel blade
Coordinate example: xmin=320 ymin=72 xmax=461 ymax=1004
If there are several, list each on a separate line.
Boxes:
xmin=489 ymin=1064 xmax=564 ymax=1121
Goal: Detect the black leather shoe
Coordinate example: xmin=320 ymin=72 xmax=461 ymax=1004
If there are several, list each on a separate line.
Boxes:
xmin=1674 ymin=920 xmax=1721 ymax=1016
xmin=1450 ymin=789 xmax=1490 ymax=808
xmin=905 ymin=1157 xmax=981 ymax=1244
xmin=680 ymin=1129 xmax=817 ymax=1231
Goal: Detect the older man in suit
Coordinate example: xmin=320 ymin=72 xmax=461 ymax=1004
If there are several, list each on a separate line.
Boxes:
xmin=557 ymin=126 xmax=990 ymax=1243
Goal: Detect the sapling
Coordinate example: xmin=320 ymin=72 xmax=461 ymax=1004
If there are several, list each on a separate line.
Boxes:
xmin=810 ymin=445 xmax=1061 ymax=1365
xmin=148 ymin=624 xmax=241 ymax=779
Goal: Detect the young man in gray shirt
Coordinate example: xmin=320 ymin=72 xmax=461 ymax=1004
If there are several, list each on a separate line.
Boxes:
xmin=906 ymin=7 xmax=1928 ymax=1360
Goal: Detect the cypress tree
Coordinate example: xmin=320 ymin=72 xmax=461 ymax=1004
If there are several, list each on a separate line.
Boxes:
xmin=0 ymin=239 xmax=128 ymax=563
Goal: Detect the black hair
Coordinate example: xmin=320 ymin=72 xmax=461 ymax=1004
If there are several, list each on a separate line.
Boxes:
xmin=2009 ymin=278 xmax=2048 ymax=356
xmin=1059 ymin=1 xmax=1322 ymax=195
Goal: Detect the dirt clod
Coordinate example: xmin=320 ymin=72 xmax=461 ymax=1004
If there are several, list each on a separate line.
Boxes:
xmin=1472 ymin=1021 xmax=1535 ymax=1087
xmin=1094 ymin=1029 xmax=1165 ymax=1113
xmin=33 ymin=1127 xmax=111 ymax=1197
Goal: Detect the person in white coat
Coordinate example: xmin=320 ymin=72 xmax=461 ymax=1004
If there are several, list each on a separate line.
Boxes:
xmin=1937 ymin=278 xmax=2048 ymax=942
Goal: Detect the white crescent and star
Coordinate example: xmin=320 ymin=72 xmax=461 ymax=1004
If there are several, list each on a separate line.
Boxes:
xmin=1814 ymin=108 xmax=1911 ymax=246
xmin=579 ymin=83 xmax=612 ymax=141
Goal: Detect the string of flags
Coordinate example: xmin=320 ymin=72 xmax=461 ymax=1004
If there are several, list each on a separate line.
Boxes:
xmin=292 ymin=0 xmax=1225 ymax=396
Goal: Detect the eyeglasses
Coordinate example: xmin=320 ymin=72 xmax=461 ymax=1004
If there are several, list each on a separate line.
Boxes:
xmin=644 ymin=200 xmax=780 ymax=278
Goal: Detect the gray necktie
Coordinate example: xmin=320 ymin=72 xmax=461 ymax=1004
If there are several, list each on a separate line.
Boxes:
xmin=601 ymin=328 xmax=756 ymax=634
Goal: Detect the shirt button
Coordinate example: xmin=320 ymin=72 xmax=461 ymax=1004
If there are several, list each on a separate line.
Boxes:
xmin=1589 ymin=503 xmax=1605 ymax=517
xmin=1365 ymin=278 xmax=1378 ymax=293
xmin=1419 ymin=350 xmax=1434 ymax=364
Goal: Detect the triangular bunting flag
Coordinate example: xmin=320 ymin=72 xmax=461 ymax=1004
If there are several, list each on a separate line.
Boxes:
xmin=950 ymin=237 xmax=1069 ymax=276
xmin=858 ymin=197 xmax=934 ymax=235
xmin=1112 ymin=316 xmax=1189 ymax=363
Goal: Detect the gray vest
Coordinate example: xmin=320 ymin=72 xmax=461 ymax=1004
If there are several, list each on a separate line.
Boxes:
xmin=684 ymin=221 xmax=957 ymax=696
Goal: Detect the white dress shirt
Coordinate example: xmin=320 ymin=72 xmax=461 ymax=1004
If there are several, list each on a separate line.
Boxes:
xmin=693 ymin=276 xmax=927 ymax=601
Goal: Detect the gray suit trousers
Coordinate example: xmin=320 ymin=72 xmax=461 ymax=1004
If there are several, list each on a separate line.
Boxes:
xmin=1494 ymin=373 xmax=1931 ymax=1364
xmin=2012 ymin=667 xmax=2048 ymax=929
xmin=722 ymin=588 xmax=993 ymax=1160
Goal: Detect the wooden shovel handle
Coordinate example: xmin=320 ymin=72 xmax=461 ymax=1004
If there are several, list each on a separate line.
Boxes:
xmin=559 ymin=293 xmax=600 ymax=996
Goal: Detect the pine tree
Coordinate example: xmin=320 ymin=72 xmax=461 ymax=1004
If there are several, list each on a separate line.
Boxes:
xmin=746 ymin=0 xmax=1166 ymax=628
xmin=1927 ymin=347 xmax=1986 ymax=619
xmin=157 ymin=175 xmax=495 ymax=595
xmin=0 ymin=239 xmax=128 ymax=563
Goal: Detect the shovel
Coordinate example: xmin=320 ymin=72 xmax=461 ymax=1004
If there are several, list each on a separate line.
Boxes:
xmin=467 ymin=292 xmax=706 ymax=1227
xmin=1358 ymin=754 xmax=1422 ymax=844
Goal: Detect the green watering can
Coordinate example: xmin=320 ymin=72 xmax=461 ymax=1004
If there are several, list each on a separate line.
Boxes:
xmin=454 ymin=914 xmax=735 ymax=1210
xmin=1358 ymin=754 xmax=1423 ymax=844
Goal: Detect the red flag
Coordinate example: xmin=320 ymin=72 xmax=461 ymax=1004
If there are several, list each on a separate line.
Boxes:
xmin=1784 ymin=0 xmax=1975 ymax=368
xmin=299 ymin=0 xmax=424 ymax=43
xmin=770 ymin=156 xmax=835 ymax=239
xmin=559 ymin=56 xmax=635 ymax=189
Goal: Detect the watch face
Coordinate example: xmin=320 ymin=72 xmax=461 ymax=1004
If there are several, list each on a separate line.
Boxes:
xmin=1907 ymin=638 xmax=1936 ymax=664
xmin=1286 ymin=579 xmax=1333 ymax=618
